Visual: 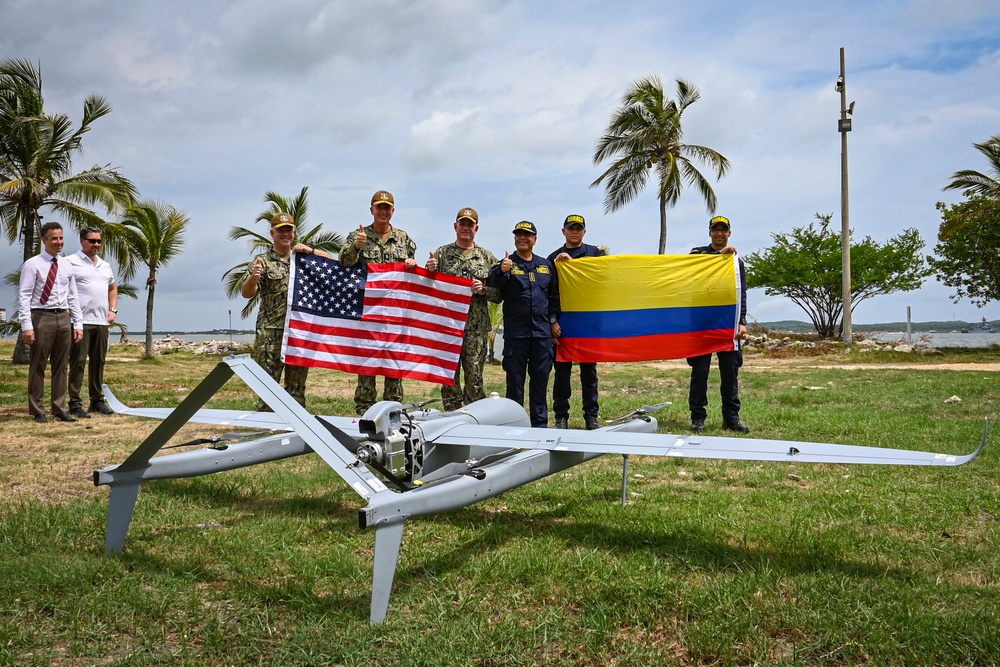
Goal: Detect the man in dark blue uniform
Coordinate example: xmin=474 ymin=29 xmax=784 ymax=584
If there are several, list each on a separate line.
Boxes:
xmin=547 ymin=214 xmax=606 ymax=430
xmin=687 ymin=215 xmax=749 ymax=433
xmin=489 ymin=221 xmax=560 ymax=427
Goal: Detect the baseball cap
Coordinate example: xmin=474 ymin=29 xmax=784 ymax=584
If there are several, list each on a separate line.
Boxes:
xmin=512 ymin=220 xmax=537 ymax=235
xmin=457 ymin=207 xmax=479 ymax=224
xmin=371 ymin=190 xmax=394 ymax=206
xmin=270 ymin=212 xmax=295 ymax=229
xmin=563 ymin=214 xmax=586 ymax=229
xmin=709 ymin=215 xmax=731 ymax=230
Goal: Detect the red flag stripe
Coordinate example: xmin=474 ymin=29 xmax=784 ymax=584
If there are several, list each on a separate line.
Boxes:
xmin=363 ymin=296 xmax=470 ymax=327
xmin=289 ymin=313 xmax=465 ymax=350
xmin=369 ymin=263 xmax=473 ymax=290
xmin=286 ymin=335 xmax=459 ymax=368
xmin=366 ymin=277 xmax=473 ymax=306
xmin=558 ymin=329 xmax=736 ymax=362
xmin=284 ymin=353 xmax=455 ymax=384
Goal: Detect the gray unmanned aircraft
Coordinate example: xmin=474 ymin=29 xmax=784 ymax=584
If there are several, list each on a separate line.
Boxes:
xmin=93 ymin=355 xmax=988 ymax=623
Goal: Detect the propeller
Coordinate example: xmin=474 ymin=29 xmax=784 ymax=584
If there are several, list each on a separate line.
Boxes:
xmin=401 ymin=398 xmax=441 ymax=411
xmin=163 ymin=430 xmax=270 ymax=450
xmin=606 ymin=401 xmax=672 ymax=425
xmin=415 ymin=448 xmax=521 ymax=486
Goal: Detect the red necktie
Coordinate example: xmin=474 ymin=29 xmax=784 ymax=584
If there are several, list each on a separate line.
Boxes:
xmin=39 ymin=256 xmax=58 ymax=305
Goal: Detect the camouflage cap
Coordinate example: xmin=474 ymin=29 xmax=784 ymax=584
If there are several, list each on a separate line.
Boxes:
xmin=456 ymin=207 xmax=479 ymax=223
xmin=371 ymin=190 xmax=394 ymax=206
xmin=270 ymin=212 xmax=295 ymax=229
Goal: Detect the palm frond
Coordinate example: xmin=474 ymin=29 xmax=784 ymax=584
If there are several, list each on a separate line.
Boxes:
xmin=591 ymin=76 xmax=729 ymax=252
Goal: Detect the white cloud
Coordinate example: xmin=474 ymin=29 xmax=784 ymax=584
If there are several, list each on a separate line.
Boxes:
xmin=3 ymin=0 xmax=1000 ymax=333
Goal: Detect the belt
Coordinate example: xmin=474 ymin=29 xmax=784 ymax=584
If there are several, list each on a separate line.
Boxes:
xmin=31 ymin=308 xmax=67 ymax=313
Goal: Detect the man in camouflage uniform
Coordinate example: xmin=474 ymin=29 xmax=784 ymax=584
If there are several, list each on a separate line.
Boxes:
xmin=340 ymin=190 xmax=418 ymax=415
xmin=243 ymin=213 xmax=334 ymax=411
xmin=425 ymin=207 xmax=501 ymax=411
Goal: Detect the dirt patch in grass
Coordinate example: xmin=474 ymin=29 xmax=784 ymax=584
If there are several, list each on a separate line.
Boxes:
xmin=644 ymin=358 xmax=1000 ymax=372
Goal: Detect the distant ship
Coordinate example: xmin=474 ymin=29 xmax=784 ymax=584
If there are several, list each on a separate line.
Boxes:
xmin=961 ymin=317 xmax=996 ymax=333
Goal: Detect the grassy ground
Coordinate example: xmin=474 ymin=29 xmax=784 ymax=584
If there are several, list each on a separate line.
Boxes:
xmin=1 ymin=340 xmax=999 ymax=666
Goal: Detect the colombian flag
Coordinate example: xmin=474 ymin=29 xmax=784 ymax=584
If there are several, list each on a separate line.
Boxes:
xmin=557 ymin=254 xmax=740 ymax=362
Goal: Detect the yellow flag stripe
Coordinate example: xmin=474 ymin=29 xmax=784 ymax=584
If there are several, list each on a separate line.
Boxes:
xmin=558 ymin=254 xmax=737 ymax=312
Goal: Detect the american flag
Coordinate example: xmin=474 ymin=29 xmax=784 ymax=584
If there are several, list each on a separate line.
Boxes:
xmin=281 ymin=253 xmax=473 ymax=385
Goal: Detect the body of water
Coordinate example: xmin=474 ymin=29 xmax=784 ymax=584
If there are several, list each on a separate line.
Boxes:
xmin=868 ymin=331 xmax=1000 ymax=348
xmin=116 ymin=333 xmax=256 ymax=345
xmin=114 ymin=331 xmax=998 ymax=350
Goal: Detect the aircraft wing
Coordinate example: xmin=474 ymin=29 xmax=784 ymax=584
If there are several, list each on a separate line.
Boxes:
xmin=426 ymin=422 xmax=988 ymax=467
xmin=102 ymin=383 xmax=363 ymax=435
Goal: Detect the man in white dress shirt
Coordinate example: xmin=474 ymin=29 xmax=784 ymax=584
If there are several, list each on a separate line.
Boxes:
xmin=18 ymin=222 xmax=84 ymax=423
xmin=65 ymin=227 xmax=119 ymax=418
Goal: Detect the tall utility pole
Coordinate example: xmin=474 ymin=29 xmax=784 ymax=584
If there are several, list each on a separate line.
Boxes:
xmin=836 ymin=47 xmax=853 ymax=343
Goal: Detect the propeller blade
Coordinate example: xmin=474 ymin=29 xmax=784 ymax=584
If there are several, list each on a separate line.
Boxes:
xmin=164 ymin=430 xmax=270 ymax=450
xmin=402 ymin=398 xmax=441 ymax=410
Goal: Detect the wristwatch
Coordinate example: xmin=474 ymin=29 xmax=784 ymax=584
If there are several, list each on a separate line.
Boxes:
xmin=110 ymin=308 xmax=118 ymax=313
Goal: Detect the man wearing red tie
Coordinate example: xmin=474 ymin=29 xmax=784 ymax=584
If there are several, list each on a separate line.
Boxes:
xmin=18 ymin=222 xmax=84 ymax=423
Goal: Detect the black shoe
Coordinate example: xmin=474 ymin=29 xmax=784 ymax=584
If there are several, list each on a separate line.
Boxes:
xmin=33 ymin=414 xmax=48 ymax=424
xmin=691 ymin=419 xmax=705 ymax=432
xmin=89 ymin=401 xmax=114 ymax=415
xmin=70 ymin=407 xmax=92 ymax=419
xmin=585 ymin=416 xmax=601 ymax=430
xmin=53 ymin=411 xmax=78 ymax=423
xmin=724 ymin=419 xmax=750 ymax=433
xmin=554 ymin=417 xmax=568 ymax=430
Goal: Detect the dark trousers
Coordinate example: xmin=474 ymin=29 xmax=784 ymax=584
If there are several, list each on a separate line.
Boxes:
xmin=69 ymin=324 xmax=109 ymax=409
xmin=502 ymin=338 xmax=554 ymax=427
xmin=552 ymin=361 xmax=599 ymax=419
xmin=687 ymin=348 xmax=743 ymax=422
xmin=28 ymin=310 xmax=72 ymax=417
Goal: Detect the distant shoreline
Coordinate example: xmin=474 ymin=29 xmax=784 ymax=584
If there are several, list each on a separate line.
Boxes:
xmin=130 ymin=321 xmax=998 ymax=336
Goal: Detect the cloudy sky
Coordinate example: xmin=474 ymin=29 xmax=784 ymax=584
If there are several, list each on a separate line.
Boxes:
xmin=3 ymin=0 xmax=999 ymax=332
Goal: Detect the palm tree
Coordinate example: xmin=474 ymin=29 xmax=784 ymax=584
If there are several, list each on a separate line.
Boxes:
xmin=487 ymin=301 xmax=503 ymax=364
xmin=591 ymin=76 xmax=730 ymax=253
xmin=940 ymin=135 xmax=1000 ymax=239
xmin=108 ymin=200 xmax=188 ymax=358
xmin=0 ymin=58 xmax=136 ymax=261
xmin=222 ymin=186 xmax=343 ymax=320
xmin=1 ymin=58 xmax=136 ymax=361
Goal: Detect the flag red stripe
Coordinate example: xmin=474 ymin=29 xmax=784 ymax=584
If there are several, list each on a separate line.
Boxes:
xmin=288 ymin=333 xmax=462 ymax=365
xmin=363 ymin=295 xmax=470 ymax=330
xmin=369 ymin=262 xmax=473 ymax=290
xmin=286 ymin=333 xmax=461 ymax=366
xmin=557 ymin=330 xmax=737 ymax=362
xmin=366 ymin=277 xmax=472 ymax=307
xmin=284 ymin=353 xmax=455 ymax=384
xmin=288 ymin=315 xmax=464 ymax=352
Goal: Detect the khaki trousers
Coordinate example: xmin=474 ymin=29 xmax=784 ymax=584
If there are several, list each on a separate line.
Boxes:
xmin=28 ymin=309 xmax=72 ymax=417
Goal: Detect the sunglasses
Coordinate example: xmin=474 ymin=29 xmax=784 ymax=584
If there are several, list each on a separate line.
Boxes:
xmin=84 ymin=238 xmax=102 ymax=244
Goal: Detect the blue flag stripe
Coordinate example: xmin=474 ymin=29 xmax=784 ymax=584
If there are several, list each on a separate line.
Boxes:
xmin=559 ymin=304 xmax=737 ymax=339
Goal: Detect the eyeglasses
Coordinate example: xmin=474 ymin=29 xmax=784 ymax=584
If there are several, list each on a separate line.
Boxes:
xmin=84 ymin=238 xmax=102 ymax=244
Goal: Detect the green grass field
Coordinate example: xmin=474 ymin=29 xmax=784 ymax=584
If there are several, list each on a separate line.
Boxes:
xmin=1 ymin=341 xmax=998 ymax=666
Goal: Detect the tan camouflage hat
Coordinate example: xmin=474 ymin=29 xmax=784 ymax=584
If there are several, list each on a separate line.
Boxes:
xmin=371 ymin=190 xmax=394 ymax=206
xmin=270 ymin=212 xmax=295 ymax=229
